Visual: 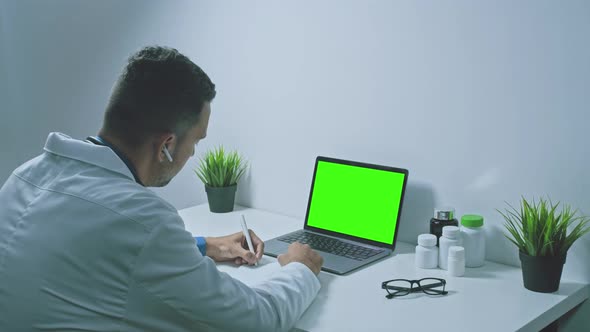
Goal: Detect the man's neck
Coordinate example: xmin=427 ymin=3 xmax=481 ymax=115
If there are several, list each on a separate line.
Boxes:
xmin=97 ymin=130 xmax=152 ymax=186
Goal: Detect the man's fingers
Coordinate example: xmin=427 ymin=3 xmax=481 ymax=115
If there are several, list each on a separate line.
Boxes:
xmin=249 ymin=229 xmax=261 ymax=242
xmin=249 ymin=230 xmax=265 ymax=259
xmin=254 ymin=241 xmax=264 ymax=260
xmin=238 ymin=248 xmax=257 ymax=265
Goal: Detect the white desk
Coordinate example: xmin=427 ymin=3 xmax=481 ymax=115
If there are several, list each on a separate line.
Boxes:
xmin=179 ymin=204 xmax=589 ymax=332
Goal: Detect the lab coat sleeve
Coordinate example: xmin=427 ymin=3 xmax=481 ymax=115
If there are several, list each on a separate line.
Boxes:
xmin=127 ymin=215 xmax=321 ymax=332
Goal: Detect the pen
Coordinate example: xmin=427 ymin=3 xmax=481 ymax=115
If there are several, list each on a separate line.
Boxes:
xmin=241 ymin=214 xmax=258 ymax=266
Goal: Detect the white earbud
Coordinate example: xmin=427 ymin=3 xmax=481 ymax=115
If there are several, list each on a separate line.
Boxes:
xmin=162 ymin=145 xmax=173 ymax=162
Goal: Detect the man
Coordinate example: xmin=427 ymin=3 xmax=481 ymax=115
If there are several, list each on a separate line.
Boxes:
xmin=0 ymin=46 xmax=323 ymax=331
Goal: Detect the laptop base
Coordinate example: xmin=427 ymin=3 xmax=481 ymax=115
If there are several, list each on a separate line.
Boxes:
xmin=264 ymin=230 xmax=392 ymax=275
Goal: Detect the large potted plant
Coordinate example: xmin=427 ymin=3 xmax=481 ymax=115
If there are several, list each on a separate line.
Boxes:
xmin=194 ymin=146 xmax=247 ymax=213
xmin=498 ymin=197 xmax=590 ymax=293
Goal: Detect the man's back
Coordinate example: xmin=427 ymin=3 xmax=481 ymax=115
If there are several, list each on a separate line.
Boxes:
xmin=0 ymin=133 xmax=320 ymax=331
xmin=0 ymin=134 xmax=175 ymax=330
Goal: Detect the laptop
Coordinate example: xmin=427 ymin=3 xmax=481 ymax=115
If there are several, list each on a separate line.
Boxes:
xmin=264 ymin=156 xmax=408 ymax=275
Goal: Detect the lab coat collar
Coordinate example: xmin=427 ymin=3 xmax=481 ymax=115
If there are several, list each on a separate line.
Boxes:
xmin=87 ymin=136 xmax=144 ymax=185
xmin=43 ymin=132 xmax=136 ymax=183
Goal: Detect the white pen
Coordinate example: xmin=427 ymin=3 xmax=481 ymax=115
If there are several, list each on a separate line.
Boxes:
xmin=241 ymin=214 xmax=258 ymax=266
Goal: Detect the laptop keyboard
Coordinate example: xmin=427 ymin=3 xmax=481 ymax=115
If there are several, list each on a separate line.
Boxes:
xmin=277 ymin=231 xmax=384 ymax=261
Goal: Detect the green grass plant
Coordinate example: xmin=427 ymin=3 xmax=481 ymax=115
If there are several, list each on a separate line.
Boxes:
xmin=498 ymin=197 xmax=590 ymax=257
xmin=194 ymin=146 xmax=247 ymax=187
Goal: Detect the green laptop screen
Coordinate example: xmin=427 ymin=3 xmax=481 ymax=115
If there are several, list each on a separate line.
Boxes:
xmin=306 ymin=160 xmax=406 ymax=244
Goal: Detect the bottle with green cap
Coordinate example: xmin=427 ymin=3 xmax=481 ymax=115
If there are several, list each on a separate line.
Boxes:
xmin=460 ymin=214 xmax=485 ymax=267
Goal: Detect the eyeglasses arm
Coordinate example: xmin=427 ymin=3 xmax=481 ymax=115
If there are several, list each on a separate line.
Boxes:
xmin=418 ymin=281 xmax=445 ymax=290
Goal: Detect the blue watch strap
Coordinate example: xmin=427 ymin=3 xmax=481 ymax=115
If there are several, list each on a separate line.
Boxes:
xmin=195 ymin=236 xmax=206 ymax=256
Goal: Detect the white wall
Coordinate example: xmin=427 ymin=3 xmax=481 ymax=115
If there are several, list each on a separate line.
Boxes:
xmin=2 ymin=2 xmax=589 ymax=328
xmin=0 ymin=0 xmax=210 ymax=209
xmin=190 ymin=0 xmax=590 ymax=273
xmin=0 ymin=2 xmax=6 ymax=120
xmin=192 ymin=2 xmax=589 ymax=329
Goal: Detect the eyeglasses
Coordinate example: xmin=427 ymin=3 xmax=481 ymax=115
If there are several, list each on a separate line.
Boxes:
xmin=381 ymin=278 xmax=448 ymax=299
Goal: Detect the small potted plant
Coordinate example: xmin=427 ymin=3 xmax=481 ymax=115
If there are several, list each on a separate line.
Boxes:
xmin=194 ymin=146 xmax=247 ymax=213
xmin=498 ymin=197 xmax=590 ymax=293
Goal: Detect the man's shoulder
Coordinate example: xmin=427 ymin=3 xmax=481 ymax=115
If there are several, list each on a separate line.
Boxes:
xmin=13 ymin=152 xmax=180 ymax=231
xmin=84 ymin=179 xmax=180 ymax=231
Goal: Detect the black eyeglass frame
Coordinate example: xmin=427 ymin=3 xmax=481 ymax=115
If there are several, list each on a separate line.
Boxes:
xmin=381 ymin=278 xmax=448 ymax=299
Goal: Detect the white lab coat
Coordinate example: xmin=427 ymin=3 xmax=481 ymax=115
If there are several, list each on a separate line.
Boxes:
xmin=0 ymin=132 xmax=320 ymax=332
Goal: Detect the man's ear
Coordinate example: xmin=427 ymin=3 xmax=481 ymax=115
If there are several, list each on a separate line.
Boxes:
xmin=156 ymin=133 xmax=176 ymax=163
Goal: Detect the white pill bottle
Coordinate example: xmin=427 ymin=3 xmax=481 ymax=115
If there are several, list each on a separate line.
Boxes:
xmin=438 ymin=226 xmax=462 ymax=270
xmin=460 ymin=214 xmax=485 ymax=267
xmin=415 ymin=234 xmax=438 ymax=269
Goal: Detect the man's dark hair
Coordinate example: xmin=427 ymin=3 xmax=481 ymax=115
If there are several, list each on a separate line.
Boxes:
xmin=103 ymin=46 xmax=216 ymax=146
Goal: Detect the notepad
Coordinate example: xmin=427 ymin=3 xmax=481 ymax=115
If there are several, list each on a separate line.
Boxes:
xmin=217 ymin=256 xmax=282 ymax=287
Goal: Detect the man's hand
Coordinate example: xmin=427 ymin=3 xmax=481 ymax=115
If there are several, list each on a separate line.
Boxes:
xmin=206 ymin=230 xmax=264 ymax=265
xmin=278 ymin=242 xmax=324 ymax=275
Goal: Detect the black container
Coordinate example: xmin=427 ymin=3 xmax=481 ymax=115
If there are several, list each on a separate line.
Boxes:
xmin=205 ymin=184 xmax=237 ymax=213
xmin=430 ymin=208 xmax=459 ymax=246
xmin=519 ymin=252 xmax=566 ymax=293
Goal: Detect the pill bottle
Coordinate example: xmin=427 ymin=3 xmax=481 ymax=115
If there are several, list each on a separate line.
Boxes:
xmin=439 ymin=226 xmax=462 ymax=270
xmin=460 ymin=214 xmax=485 ymax=267
xmin=415 ymin=234 xmax=438 ymax=269
xmin=430 ymin=207 xmax=459 ymax=246
xmin=448 ymin=246 xmax=465 ymax=277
